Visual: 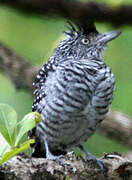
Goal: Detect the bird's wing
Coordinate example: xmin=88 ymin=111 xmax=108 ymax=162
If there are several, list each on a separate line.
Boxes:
xmin=32 ymin=58 xmax=55 ymax=112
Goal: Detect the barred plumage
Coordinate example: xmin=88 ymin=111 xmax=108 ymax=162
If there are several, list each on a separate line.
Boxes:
xmin=31 ymin=22 xmax=121 ymax=168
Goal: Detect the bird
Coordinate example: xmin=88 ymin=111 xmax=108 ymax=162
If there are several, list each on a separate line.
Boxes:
xmin=31 ymin=22 xmax=121 ymax=168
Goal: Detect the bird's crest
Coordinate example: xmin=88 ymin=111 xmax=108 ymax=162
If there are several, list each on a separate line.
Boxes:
xmin=64 ymin=21 xmax=98 ymax=37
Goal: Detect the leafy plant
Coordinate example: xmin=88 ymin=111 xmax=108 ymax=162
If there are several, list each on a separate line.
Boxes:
xmin=0 ymin=103 xmax=42 ymax=165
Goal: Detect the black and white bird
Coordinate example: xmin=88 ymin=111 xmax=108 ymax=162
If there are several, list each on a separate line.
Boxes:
xmin=31 ymin=22 xmax=121 ymax=168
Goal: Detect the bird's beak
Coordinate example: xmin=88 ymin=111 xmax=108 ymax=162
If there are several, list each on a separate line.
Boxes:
xmin=98 ymin=30 xmax=122 ymax=44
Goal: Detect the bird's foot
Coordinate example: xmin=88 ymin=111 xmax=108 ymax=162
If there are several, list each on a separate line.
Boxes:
xmin=44 ymin=140 xmax=67 ymax=166
xmin=86 ymin=153 xmax=104 ymax=170
xmin=78 ymin=145 xmax=105 ymax=170
xmin=46 ymin=153 xmax=66 ymax=166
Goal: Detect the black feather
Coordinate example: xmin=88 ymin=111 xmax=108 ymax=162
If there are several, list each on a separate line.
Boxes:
xmin=64 ymin=21 xmax=98 ymax=37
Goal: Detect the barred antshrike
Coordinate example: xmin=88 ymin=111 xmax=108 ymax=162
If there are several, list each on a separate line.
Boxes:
xmin=31 ymin=22 xmax=121 ymax=168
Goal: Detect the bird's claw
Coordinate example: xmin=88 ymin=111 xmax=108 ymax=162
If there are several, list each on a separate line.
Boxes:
xmin=86 ymin=155 xmax=105 ymax=170
xmin=95 ymin=159 xmax=104 ymax=170
xmin=46 ymin=153 xmax=67 ymax=166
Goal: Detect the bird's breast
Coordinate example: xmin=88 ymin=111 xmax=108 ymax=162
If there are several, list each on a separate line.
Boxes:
xmin=88 ymin=67 xmax=115 ymax=124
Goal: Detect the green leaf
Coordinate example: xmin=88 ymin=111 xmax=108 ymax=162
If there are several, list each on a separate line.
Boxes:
xmin=15 ymin=112 xmax=42 ymax=146
xmin=0 ymin=144 xmax=9 ymax=158
xmin=0 ymin=139 xmax=35 ymax=165
xmin=0 ymin=103 xmax=17 ymax=146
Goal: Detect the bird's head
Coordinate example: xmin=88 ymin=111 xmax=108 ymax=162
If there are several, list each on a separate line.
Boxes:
xmin=58 ymin=22 xmax=121 ymax=60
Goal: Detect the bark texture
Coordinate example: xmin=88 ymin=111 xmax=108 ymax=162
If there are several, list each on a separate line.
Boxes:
xmin=0 ymin=152 xmax=132 ymax=180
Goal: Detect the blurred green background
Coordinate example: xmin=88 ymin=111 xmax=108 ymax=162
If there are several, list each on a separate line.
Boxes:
xmin=0 ymin=1 xmax=131 ymax=157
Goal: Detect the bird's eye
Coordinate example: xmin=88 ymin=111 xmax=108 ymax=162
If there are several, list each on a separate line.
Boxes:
xmin=81 ymin=38 xmax=89 ymax=45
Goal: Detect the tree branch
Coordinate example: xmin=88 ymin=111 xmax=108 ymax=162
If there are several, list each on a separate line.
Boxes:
xmin=0 ymin=43 xmax=39 ymax=92
xmin=0 ymin=0 xmax=132 ymax=27
xmin=99 ymin=110 xmax=132 ymax=148
xmin=0 ymin=152 xmax=132 ymax=180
